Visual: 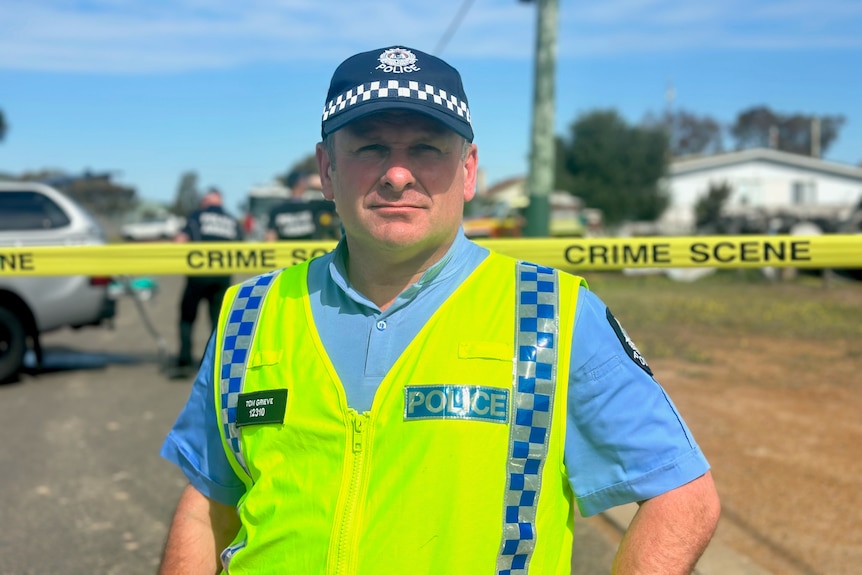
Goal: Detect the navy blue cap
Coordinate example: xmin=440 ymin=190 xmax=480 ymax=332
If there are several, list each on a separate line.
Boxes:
xmin=321 ymin=46 xmax=473 ymax=142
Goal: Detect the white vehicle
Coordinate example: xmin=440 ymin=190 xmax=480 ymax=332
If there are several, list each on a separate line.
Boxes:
xmin=121 ymin=203 xmax=185 ymax=242
xmin=0 ymin=181 xmax=116 ymax=383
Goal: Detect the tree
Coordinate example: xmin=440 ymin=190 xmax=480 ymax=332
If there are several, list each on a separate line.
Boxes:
xmin=730 ymin=105 xmax=845 ymax=157
xmin=0 ymin=108 xmax=7 ymax=143
xmin=278 ymin=153 xmax=319 ymax=187
xmin=694 ymin=181 xmax=732 ymax=232
xmin=65 ymin=172 xmax=136 ymax=216
xmin=288 ymin=153 xmax=319 ymax=176
xmin=173 ymin=171 xmax=200 ymax=216
xmin=729 ymin=105 xmax=777 ymax=150
xmin=645 ymin=108 xmax=723 ymax=157
xmin=14 ymin=169 xmax=135 ymax=216
xmin=555 ymin=109 xmax=670 ymax=226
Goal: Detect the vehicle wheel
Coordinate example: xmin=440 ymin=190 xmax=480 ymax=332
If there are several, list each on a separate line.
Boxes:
xmin=0 ymin=306 xmax=26 ymax=384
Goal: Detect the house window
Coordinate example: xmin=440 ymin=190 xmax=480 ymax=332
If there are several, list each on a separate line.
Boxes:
xmin=791 ymin=181 xmax=817 ymax=205
xmin=734 ymin=179 xmax=762 ymax=205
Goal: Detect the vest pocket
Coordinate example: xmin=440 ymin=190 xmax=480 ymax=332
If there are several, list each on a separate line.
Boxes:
xmin=249 ymin=350 xmax=282 ymax=367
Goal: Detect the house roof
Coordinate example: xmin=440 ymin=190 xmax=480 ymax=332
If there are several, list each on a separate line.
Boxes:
xmin=670 ymin=147 xmax=862 ymax=182
xmin=484 ymin=176 xmax=525 ymax=197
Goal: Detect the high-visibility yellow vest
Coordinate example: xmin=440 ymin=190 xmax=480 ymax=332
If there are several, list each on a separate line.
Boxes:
xmin=214 ymin=252 xmax=586 ymax=575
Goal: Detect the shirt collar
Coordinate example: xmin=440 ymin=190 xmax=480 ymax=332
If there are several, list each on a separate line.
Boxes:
xmin=328 ymin=228 xmax=471 ymax=313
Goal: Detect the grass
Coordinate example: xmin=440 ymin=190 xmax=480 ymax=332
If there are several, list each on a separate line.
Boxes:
xmin=579 ymin=269 xmax=862 ymax=361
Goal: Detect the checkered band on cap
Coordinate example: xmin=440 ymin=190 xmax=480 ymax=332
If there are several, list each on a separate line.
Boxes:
xmin=219 ymin=270 xmax=280 ymax=479
xmin=496 ymin=262 xmax=559 ymax=575
xmin=322 ymin=79 xmax=471 ymax=125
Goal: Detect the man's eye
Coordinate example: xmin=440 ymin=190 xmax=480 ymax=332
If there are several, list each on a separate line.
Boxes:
xmin=356 ymin=145 xmax=386 ymax=155
xmin=412 ymin=144 xmax=442 ymax=155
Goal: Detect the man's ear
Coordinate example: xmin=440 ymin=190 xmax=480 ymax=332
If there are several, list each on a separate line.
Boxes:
xmin=463 ymin=143 xmax=479 ymax=202
xmin=316 ymin=142 xmax=335 ymax=201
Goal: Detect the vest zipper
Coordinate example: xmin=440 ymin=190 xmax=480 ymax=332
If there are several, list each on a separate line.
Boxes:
xmin=332 ymin=410 xmax=369 ymax=575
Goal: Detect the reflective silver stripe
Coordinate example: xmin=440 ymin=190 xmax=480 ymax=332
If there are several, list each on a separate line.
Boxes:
xmin=219 ymin=271 xmax=280 ymax=479
xmin=497 ymin=262 xmax=559 ymax=575
xmin=220 ymin=539 xmax=246 ymax=573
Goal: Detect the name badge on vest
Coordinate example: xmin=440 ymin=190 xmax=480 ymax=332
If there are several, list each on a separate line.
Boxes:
xmin=236 ymin=389 xmax=288 ymax=427
xmin=404 ymin=385 xmax=509 ymax=424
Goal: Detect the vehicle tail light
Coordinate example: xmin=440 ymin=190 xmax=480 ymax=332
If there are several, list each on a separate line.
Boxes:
xmin=89 ymin=276 xmax=112 ymax=286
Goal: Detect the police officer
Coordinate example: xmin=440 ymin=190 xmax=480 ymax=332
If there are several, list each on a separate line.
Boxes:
xmin=159 ymin=47 xmax=720 ymax=573
xmin=265 ymin=170 xmax=339 ymax=241
xmin=169 ymin=187 xmax=242 ymax=379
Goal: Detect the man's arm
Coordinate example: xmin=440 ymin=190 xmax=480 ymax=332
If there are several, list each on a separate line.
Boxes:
xmin=159 ymin=483 xmax=240 ymax=575
xmin=612 ymin=471 xmax=721 ymax=575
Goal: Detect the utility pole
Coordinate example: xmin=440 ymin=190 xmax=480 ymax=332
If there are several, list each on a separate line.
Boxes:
xmin=522 ymin=0 xmax=558 ymax=237
xmin=811 ymin=116 xmax=821 ymax=159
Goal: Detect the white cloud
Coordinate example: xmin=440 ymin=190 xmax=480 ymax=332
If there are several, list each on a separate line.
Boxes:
xmin=0 ymin=0 xmax=488 ymax=72
xmin=559 ymin=0 xmax=862 ymax=56
xmin=0 ymin=0 xmax=859 ymax=73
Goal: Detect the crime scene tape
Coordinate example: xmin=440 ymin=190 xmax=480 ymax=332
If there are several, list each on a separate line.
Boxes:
xmin=0 ymin=235 xmax=860 ymax=277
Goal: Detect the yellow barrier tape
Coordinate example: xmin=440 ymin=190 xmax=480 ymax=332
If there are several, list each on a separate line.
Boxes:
xmin=0 ymin=235 xmax=859 ymax=276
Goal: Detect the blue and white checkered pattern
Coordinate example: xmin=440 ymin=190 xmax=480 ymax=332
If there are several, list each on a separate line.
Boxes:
xmin=497 ymin=262 xmax=559 ymax=575
xmin=322 ymin=79 xmax=471 ymax=124
xmin=219 ymin=270 xmax=279 ymax=479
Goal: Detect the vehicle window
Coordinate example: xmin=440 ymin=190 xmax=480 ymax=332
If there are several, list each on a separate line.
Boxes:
xmin=0 ymin=191 xmax=71 ymax=230
xmin=125 ymin=207 xmax=169 ymax=224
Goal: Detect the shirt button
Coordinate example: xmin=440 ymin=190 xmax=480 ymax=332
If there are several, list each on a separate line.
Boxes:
xmin=376 ymin=320 xmax=387 ymax=331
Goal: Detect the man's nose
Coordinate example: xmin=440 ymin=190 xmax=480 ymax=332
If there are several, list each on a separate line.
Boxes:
xmin=380 ymin=151 xmax=415 ymax=192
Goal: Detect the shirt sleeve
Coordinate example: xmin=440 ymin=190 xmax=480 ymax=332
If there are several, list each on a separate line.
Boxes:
xmin=266 ymin=207 xmax=279 ymax=232
xmin=180 ymin=211 xmax=198 ymax=240
xmin=234 ymin=217 xmax=245 ymax=241
xmin=564 ymin=287 xmax=710 ymax=517
xmin=160 ymin=334 xmax=246 ymax=506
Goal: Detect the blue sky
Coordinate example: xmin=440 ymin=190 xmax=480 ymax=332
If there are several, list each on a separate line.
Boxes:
xmin=1 ymin=0 xmax=861 ymax=213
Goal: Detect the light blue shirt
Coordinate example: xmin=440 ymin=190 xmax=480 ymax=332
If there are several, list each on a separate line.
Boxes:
xmin=161 ymin=231 xmax=709 ymax=517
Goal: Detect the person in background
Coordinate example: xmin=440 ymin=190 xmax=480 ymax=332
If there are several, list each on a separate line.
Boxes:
xmin=265 ymin=170 xmax=340 ymax=241
xmin=241 ymin=211 xmax=256 ymax=237
xmin=168 ymin=187 xmax=242 ymax=379
xmin=158 ymin=46 xmax=720 ymax=573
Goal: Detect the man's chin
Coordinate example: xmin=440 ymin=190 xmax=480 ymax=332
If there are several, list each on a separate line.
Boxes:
xmin=368 ymin=221 xmax=425 ymax=245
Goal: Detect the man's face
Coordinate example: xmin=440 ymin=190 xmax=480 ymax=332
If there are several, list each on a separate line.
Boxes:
xmin=317 ymin=111 xmax=477 ymax=258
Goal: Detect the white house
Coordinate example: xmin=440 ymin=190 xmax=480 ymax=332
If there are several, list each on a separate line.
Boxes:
xmin=661 ymin=148 xmax=862 ymax=233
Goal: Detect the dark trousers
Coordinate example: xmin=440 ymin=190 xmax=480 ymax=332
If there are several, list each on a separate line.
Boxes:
xmin=177 ymin=275 xmax=232 ymax=366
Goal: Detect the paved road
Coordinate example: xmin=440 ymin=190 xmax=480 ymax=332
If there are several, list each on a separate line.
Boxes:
xmin=0 ymin=274 xmax=619 ymax=575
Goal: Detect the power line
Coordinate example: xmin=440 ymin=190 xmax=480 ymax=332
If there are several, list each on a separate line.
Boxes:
xmin=434 ymin=0 xmax=477 ymax=55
